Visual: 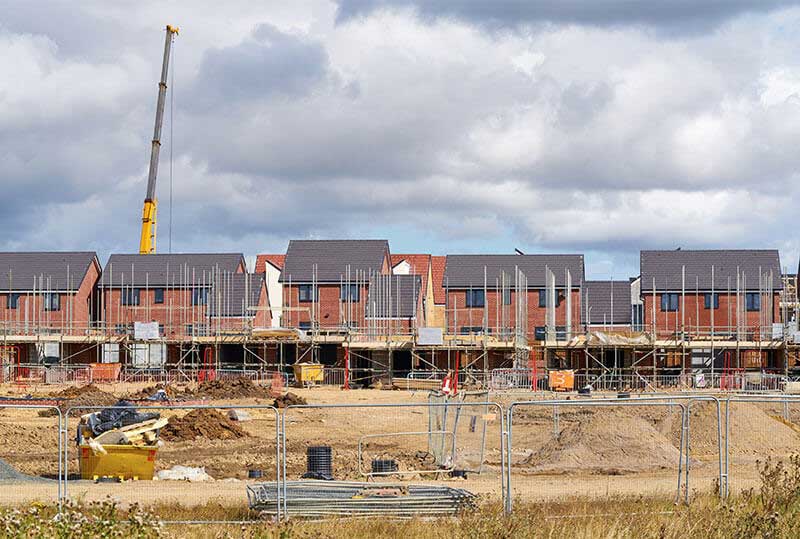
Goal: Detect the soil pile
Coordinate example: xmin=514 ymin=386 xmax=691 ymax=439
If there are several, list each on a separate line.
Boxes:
xmin=522 ymin=408 xmax=682 ymax=474
xmin=39 ymin=384 xmax=118 ymax=417
xmin=160 ymin=409 xmax=249 ymax=441
xmin=273 ymin=392 xmax=307 ymax=409
xmin=126 ymin=384 xmax=179 ymax=401
xmin=188 ymin=377 xmax=269 ymax=400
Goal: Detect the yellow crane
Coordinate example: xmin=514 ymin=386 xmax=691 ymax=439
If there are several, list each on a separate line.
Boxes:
xmin=139 ymin=25 xmax=179 ymax=254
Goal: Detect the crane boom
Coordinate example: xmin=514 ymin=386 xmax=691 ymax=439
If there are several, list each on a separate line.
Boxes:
xmin=139 ymin=24 xmax=179 ymax=255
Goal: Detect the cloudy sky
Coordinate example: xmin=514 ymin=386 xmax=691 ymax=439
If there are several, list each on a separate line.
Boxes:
xmin=2 ymin=1 xmax=800 ymax=279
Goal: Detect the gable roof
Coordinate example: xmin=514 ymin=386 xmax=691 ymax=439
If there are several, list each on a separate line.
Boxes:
xmin=431 ymin=256 xmax=446 ymax=304
xmin=255 ymin=254 xmax=285 ymax=273
xmin=443 ymin=254 xmax=585 ymax=288
xmin=583 ymin=281 xmax=632 ymax=326
xmin=640 ymin=250 xmax=782 ymax=292
xmin=208 ymin=273 xmax=265 ymax=317
xmin=366 ymin=274 xmax=421 ymax=319
xmin=279 ymin=240 xmax=390 ymax=283
xmin=0 ymin=252 xmax=99 ymax=292
xmin=100 ymin=253 xmax=244 ymax=287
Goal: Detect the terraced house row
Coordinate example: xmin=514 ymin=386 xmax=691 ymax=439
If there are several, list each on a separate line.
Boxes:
xmin=0 ymin=242 xmax=796 ymax=383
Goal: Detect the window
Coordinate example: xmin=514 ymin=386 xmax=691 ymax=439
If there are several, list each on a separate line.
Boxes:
xmin=632 ymin=304 xmax=644 ymax=331
xmin=538 ymin=290 xmax=547 ymax=308
xmin=459 ymin=326 xmax=484 ymax=335
xmin=192 ymin=288 xmax=208 ymax=306
xmin=340 ymin=284 xmax=359 ymax=302
xmin=502 ymin=288 xmax=512 ymax=305
xmin=534 ymin=326 xmax=546 ymax=340
xmin=298 ymin=285 xmax=317 ymax=303
xmin=121 ymin=288 xmax=140 ymax=306
xmin=158 ymin=324 xmax=165 ymax=336
xmin=465 ymin=290 xmax=485 ymax=308
xmin=154 ymin=288 xmax=164 ymax=304
xmin=745 ymin=293 xmax=761 ymax=312
xmin=660 ymin=293 xmax=679 ymax=312
xmin=7 ymin=293 xmax=20 ymax=310
xmin=704 ymin=293 xmax=719 ymax=310
xmin=185 ymin=324 xmax=193 ymax=336
xmin=115 ymin=324 xmax=128 ymax=335
xmin=43 ymin=293 xmax=60 ymax=311
xmin=299 ymin=321 xmax=312 ymax=330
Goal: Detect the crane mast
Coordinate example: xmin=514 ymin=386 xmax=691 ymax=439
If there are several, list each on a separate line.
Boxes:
xmin=139 ymin=25 xmax=179 ymax=254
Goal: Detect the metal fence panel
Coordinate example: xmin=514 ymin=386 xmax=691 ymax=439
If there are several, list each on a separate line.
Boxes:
xmin=507 ymin=398 xmax=695 ymax=512
xmin=722 ymin=395 xmax=800 ymax=498
xmin=280 ymin=400 xmax=504 ymax=519
xmin=0 ymin=405 xmax=62 ymax=510
xmin=63 ymin=404 xmax=281 ymax=523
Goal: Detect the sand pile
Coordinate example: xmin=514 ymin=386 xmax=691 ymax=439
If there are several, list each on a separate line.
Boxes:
xmin=39 ymin=384 xmax=118 ymax=417
xmin=188 ymin=377 xmax=269 ymax=400
xmin=160 ymin=409 xmax=249 ymax=441
xmin=522 ymin=408 xmax=682 ymax=474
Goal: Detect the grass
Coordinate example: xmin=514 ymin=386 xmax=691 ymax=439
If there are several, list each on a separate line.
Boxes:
xmin=6 ymin=456 xmax=800 ymax=538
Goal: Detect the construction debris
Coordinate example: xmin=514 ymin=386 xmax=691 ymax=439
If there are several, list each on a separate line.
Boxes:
xmin=227 ymin=409 xmax=252 ymax=422
xmin=79 ymin=403 xmax=164 ymax=448
xmin=248 ymin=480 xmax=476 ymax=517
xmin=160 ymin=409 xmax=249 ymax=441
xmin=273 ymin=392 xmax=307 ymax=409
xmin=156 ymin=465 xmax=213 ymax=482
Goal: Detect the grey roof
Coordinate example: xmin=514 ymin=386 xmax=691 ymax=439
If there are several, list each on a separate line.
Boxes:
xmin=0 ymin=252 xmax=98 ymax=292
xmin=279 ymin=240 xmax=390 ymax=283
xmin=208 ymin=274 xmax=265 ymax=317
xmin=583 ymin=281 xmax=632 ymax=325
xmin=101 ymin=253 xmax=244 ymax=287
xmin=640 ymin=250 xmax=782 ymax=292
xmin=366 ymin=274 xmax=421 ymax=319
xmin=443 ymin=254 xmax=585 ymax=288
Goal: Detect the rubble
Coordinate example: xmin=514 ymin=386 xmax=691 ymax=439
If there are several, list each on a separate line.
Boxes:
xmin=160 ymin=409 xmax=249 ymax=441
xmin=273 ymin=392 xmax=307 ymax=409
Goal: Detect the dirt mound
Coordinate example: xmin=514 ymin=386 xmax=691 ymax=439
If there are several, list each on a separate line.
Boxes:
xmin=39 ymin=384 xmax=118 ymax=417
xmin=273 ymin=392 xmax=307 ymax=409
xmin=522 ymin=408 xmax=682 ymax=474
xmin=160 ymin=409 xmax=249 ymax=441
xmin=188 ymin=377 xmax=269 ymax=400
xmin=126 ymin=384 xmax=179 ymax=401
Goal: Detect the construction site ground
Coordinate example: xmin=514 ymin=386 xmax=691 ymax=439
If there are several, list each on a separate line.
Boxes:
xmin=0 ymin=382 xmax=790 ymax=512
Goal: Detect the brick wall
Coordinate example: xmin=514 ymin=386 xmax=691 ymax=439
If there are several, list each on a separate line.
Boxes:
xmin=102 ymin=288 xmax=209 ymax=338
xmin=445 ymin=288 xmax=583 ymax=339
xmin=642 ymin=292 xmax=781 ymax=337
xmin=282 ymin=284 xmax=370 ymax=329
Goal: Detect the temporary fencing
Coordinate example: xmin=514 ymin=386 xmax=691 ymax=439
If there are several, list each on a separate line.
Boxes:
xmin=279 ymin=398 xmax=505 ymax=518
xmin=0 ymin=405 xmax=63 ymax=510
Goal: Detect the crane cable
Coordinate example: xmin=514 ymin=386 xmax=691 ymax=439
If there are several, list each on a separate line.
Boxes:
xmin=168 ymin=32 xmax=175 ymax=253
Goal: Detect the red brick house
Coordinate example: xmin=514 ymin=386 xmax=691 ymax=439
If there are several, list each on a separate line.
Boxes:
xmin=279 ymin=240 xmax=391 ymax=331
xmin=0 ymin=251 xmax=101 ymax=336
xmin=443 ymin=254 xmax=585 ymax=341
xmin=99 ymin=253 xmax=245 ymax=338
xmin=639 ymin=250 xmax=782 ymax=340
